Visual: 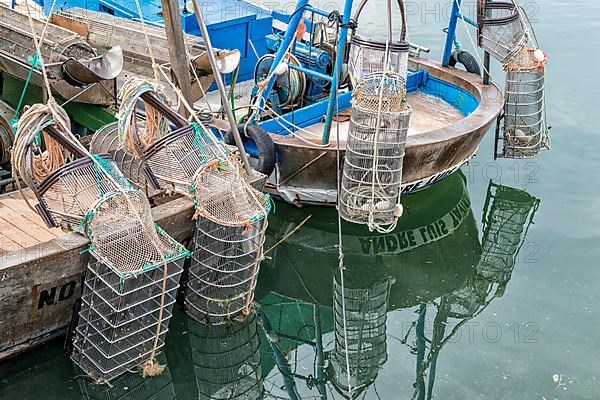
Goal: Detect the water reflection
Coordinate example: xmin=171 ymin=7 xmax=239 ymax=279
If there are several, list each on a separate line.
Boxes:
xmin=187 ymin=311 xmax=264 ymax=399
xmin=76 ymin=353 xmax=176 ymax=400
xmin=255 ymin=172 xmax=540 ymax=399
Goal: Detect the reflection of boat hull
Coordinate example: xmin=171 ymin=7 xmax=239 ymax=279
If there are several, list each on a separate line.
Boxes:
xmin=258 ymin=171 xmax=481 ymax=309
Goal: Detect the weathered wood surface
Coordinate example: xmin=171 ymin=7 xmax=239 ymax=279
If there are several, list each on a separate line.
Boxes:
xmin=0 ymin=196 xmax=195 ymax=361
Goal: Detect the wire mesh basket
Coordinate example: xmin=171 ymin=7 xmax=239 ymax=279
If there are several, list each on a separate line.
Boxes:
xmin=33 ymin=155 xmax=132 ymax=231
xmin=477 ymin=0 xmax=528 ymax=63
xmin=329 ymin=276 xmax=393 ymax=395
xmin=90 ymin=122 xmax=160 ymax=196
xmin=340 ymin=74 xmax=411 ymax=229
xmin=77 ymin=353 xmax=176 ymax=400
xmin=188 ymin=311 xmax=264 ymax=399
xmin=72 ymin=253 xmax=185 ymax=383
xmin=187 ymin=160 xmax=271 ymax=324
xmin=105 ymin=78 xmax=226 ymax=195
xmin=501 ymin=48 xmax=549 ymax=158
xmin=72 ymin=190 xmax=188 ymax=382
xmin=348 ymin=0 xmax=409 ymax=84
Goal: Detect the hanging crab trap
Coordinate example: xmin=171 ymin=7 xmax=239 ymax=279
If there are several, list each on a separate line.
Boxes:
xmin=330 ymin=276 xmax=393 ymax=395
xmin=188 ymin=311 xmax=264 ymax=399
xmin=71 ymin=190 xmax=189 ymax=382
xmin=14 ymin=103 xmax=131 ymax=231
xmin=499 ymin=47 xmax=549 ymax=158
xmin=348 ymin=0 xmax=410 ymax=84
xmin=477 ymin=182 xmax=539 ymax=285
xmin=477 ymin=0 xmax=528 ymax=63
xmin=340 ymin=73 xmax=411 ymax=230
xmin=186 ymin=160 xmax=271 ymax=324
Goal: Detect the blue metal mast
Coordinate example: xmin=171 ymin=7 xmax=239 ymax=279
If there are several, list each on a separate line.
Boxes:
xmin=252 ymin=0 xmax=354 ymax=145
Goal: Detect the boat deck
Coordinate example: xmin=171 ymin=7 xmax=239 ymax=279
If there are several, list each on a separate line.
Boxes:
xmin=0 ymin=190 xmax=62 ymax=254
xmin=201 ymin=80 xmax=464 ymax=143
xmin=299 ymin=91 xmax=464 ymax=143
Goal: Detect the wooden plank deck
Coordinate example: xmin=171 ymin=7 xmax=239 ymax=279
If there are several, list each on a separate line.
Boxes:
xmin=295 ymin=91 xmax=464 ymax=144
xmin=0 ymin=190 xmax=62 ymax=254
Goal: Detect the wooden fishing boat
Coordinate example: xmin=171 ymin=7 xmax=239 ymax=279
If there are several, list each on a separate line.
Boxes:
xmin=41 ymin=0 xmax=503 ymax=205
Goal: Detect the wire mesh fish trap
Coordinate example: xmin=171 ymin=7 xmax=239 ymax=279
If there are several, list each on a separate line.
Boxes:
xmin=477 ymin=182 xmax=539 ymax=284
xmin=501 ymin=48 xmax=549 ymax=158
xmin=111 ymin=78 xmax=225 ymax=195
xmin=348 ymin=0 xmax=409 ymax=84
xmin=340 ymin=73 xmax=411 ymax=230
xmin=330 ymin=277 xmax=393 ymax=395
xmin=90 ymin=122 xmax=160 ymax=196
xmin=187 ymin=160 xmax=271 ymax=324
xmin=188 ymin=311 xmax=264 ymax=399
xmin=72 ymin=190 xmax=189 ymax=382
xmin=477 ymin=0 xmax=528 ymax=63
xmin=77 ymin=353 xmax=176 ymax=400
xmin=14 ymin=103 xmax=131 ymax=231
xmin=348 ymin=36 xmax=409 ymax=86
xmin=72 ymin=254 xmax=184 ymax=382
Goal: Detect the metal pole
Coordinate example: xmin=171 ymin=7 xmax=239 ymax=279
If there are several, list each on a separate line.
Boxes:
xmin=253 ymin=0 xmax=309 ymax=118
xmin=189 ymin=0 xmax=253 ymax=176
xmin=442 ymin=0 xmax=461 ymax=66
xmin=483 ymin=51 xmax=491 ymax=84
xmin=160 ymin=0 xmax=193 ymax=118
xmin=321 ymin=0 xmax=353 ymax=144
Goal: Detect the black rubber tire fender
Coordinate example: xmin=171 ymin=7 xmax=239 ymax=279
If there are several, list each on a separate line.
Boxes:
xmin=449 ymin=50 xmax=482 ymax=76
xmin=224 ymin=124 xmax=276 ymax=177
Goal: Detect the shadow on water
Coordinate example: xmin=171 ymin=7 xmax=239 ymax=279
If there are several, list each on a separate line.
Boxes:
xmin=0 ymin=171 xmax=540 ymax=400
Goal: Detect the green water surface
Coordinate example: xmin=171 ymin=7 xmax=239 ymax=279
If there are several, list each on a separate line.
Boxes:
xmin=1 ymin=0 xmax=599 ymax=398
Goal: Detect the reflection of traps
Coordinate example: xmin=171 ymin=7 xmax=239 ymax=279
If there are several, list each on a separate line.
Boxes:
xmin=329 ymin=277 xmax=393 ymax=395
xmin=188 ymin=311 xmax=264 ymax=399
xmin=478 ymin=182 xmax=539 ymax=284
xmin=77 ymin=353 xmax=176 ymax=399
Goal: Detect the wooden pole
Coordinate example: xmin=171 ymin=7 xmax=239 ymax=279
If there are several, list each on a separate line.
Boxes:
xmin=160 ymin=0 xmax=193 ymax=117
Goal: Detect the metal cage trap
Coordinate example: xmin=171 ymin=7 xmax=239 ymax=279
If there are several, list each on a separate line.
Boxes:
xmin=329 ymin=276 xmax=393 ymax=396
xmin=477 ymin=0 xmax=528 ymax=63
xmin=187 ymin=311 xmax=264 ymax=399
xmin=186 ymin=160 xmax=271 ymax=324
xmin=91 ymin=78 xmax=226 ymax=196
xmin=14 ymin=103 xmax=132 ymax=231
xmin=497 ymin=47 xmax=549 ymax=159
xmin=348 ymin=0 xmax=410 ymax=85
xmin=340 ymin=72 xmax=411 ymax=231
xmin=71 ymin=189 xmax=189 ymax=383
